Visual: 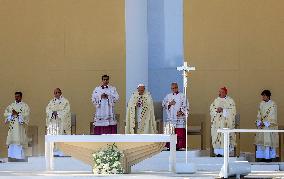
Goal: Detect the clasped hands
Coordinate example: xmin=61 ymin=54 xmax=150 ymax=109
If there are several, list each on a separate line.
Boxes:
xmin=12 ymin=109 xmax=19 ymax=116
xmin=177 ymin=111 xmax=184 ymax=117
xmin=11 ymin=109 xmax=23 ymax=125
xmin=168 ymin=100 xmax=176 ymax=109
xmin=216 ymin=107 xmax=223 ymax=113
xmin=169 ymin=100 xmax=176 ymax=106
xmin=52 ymin=111 xmax=58 ymax=119
xmin=101 ymin=93 xmax=108 ymax=99
xmin=256 ymin=120 xmax=270 ymax=128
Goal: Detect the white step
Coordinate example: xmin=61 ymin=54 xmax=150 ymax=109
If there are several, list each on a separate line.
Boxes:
xmin=132 ymin=151 xmax=247 ymax=172
xmin=0 ymin=156 xmax=91 ymax=172
xmin=251 ymin=162 xmax=280 ymax=171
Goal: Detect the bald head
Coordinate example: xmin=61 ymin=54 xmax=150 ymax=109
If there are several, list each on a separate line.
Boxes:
xmin=54 ymin=88 xmax=62 ymax=99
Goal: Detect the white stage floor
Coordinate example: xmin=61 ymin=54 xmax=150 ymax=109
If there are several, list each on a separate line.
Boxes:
xmin=0 ymin=151 xmax=283 ymax=178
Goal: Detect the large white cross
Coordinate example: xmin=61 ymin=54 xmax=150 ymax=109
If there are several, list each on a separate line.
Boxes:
xmin=177 ymin=61 xmax=195 ymax=164
xmin=177 ymin=61 xmax=196 ymax=89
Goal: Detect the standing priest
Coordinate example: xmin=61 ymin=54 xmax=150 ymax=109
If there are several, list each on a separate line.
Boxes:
xmin=4 ymin=92 xmax=30 ymax=161
xmin=46 ymin=88 xmax=71 ymax=135
xmin=255 ymin=90 xmax=278 ymax=162
xmin=125 ymin=84 xmax=157 ymax=134
xmin=91 ymin=75 xmax=119 ymax=134
xmin=210 ymin=87 xmax=236 ymax=156
xmin=46 ymin=88 xmax=71 ymax=157
xmin=162 ymin=82 xmax=188 ymax=150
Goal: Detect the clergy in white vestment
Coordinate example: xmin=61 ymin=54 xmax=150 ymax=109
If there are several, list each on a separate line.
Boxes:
xmin=46 ymin=88 xmax=71 ymax=157
xmin=210 ymin=87 xmax=236 ymax=157
xmin=4 ymin=92 xmax=30 ymax=160
xmin=125 ymin=84 xmax=157 ymax=134
xmin=46 ymin=88 xmax=71 ymax=135
xmin=91 ymin=75 xmax=119 ymax=134
xmin=162 ymin=83 xmax=188 ymax=150
xmin=255 ymin=90 xmax=278 ymax=162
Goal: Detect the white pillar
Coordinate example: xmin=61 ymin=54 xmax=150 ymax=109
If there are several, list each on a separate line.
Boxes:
xmin=126 ymin=0 xmax=184 ymax=102
xmin=148 ymin=0 xmax=184 ymax=101
xmin=125 ymin=0 xmax=148 ymax=102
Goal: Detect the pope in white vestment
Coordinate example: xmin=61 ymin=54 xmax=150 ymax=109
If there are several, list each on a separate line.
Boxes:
xmin=210 ymin=87 xmax=236 ymax=156
xmin=4 ymin=92 xmax=30 ymax=160
xmin=162 ymin=83 xmax=188 ymax=149
xmin=46 ymin=88 xmax=71 ymax=135
xmin=92 ymin=75 xmax=119 ymax=134
xmin=46 ymin=88 xmax=71 ymax=157
xmin=125 ymin=84 xmax=157 ymax=134
xmin=255 ymin=90 xmax=278 ymax=161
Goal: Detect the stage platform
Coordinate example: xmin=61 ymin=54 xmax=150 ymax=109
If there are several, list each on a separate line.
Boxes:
xmin=1 ymin=151 xmax=284 ymax=178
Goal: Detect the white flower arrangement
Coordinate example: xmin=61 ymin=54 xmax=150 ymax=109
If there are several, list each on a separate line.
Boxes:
xmin=92 ymin=143 xmax=124 ymax=174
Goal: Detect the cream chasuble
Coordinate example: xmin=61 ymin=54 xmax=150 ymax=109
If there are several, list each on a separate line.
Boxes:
xmin=4 ymin=101 xmax=30 ymax=159
xmin=125 ymin=91 xmax=157 ymax=134
xmin=46 ymin=96 xmax=71 ymax=135
xmin=210 ymin=96 xmax=236 ymax=154
xmin=255 ymin=100 xmax=278 ymax=159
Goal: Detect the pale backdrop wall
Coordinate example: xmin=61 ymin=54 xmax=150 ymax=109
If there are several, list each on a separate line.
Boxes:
xmin=0 ymin=0 xmax=125 ymax=157
xmin=184 ymin=0 xmax=284 ymax=153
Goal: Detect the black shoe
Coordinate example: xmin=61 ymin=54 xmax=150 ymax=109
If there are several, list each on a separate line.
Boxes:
xmin=8 ymin=157 xmax=28 ymax=162
xmin=264 ymin=159 xmax=272 ymax=162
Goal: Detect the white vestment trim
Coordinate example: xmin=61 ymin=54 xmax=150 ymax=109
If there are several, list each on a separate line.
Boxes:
xmin=214 ymin=146 xmax=234 ymax=156
xmin=8 ymin=144 xmax=25 ymax=159
xmin=256 ymin=145 xmax=276 ymax=159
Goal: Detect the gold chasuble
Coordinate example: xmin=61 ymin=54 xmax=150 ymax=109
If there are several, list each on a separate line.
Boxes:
xmin=210 ymin=96 xmax=236 ymax=151
xmin=4 ymin=101 xmax=30 ymax=159
xmin=46 ymin=96 xmax=71 ymax=135
xmin=255 ymin=100 xmax=278 ymax=149
xmin=125 ymin=91 xmax=157 ymax=134
xmin=4 ymin=101 xmax=30 ymax=147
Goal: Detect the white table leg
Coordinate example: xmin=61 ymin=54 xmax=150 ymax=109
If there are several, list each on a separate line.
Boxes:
xmin=50 ymin=142 xmax=54 ymax=170
xmin=169 ymin=134 xmax=177 ymax=173
xmin=45 ymin=141 xmax=54 ymax=171
xmin=45 ymin=141 xmax=50 ymax=171
xmin=223 ymin=132 xmax=229 ymax=178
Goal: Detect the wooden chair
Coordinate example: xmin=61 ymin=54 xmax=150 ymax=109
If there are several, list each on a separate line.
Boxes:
xmin=26 ymin=125 xmax=39 ymax=156
xmin=187 ymin=114 xmax=206 ymax=150
xmin=71 ymin=113 xmax=76 ymax=135
xmin=153 ymin=102 xmax=163 ymax=134
xmin=235 ymin=114 xmax=241 ymax=157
